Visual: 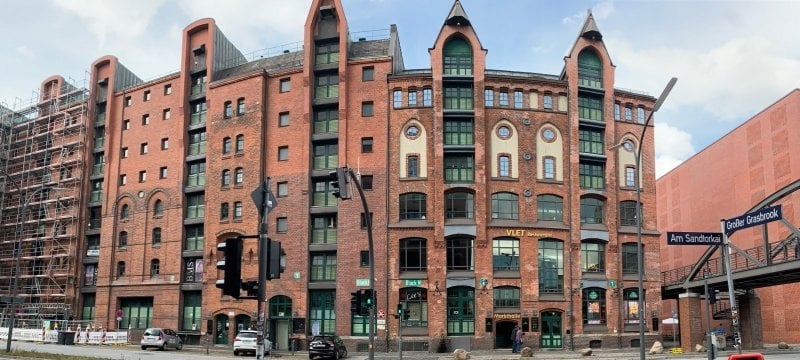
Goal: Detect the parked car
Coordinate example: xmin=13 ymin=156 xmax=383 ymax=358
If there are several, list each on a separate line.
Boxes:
xmin=233 ymin=330 xmax=272 ymax=356
xmin=308 ymin=335 xmax=347 ymax=359
xmin=140 ymin=328 xmax=183 ymax=351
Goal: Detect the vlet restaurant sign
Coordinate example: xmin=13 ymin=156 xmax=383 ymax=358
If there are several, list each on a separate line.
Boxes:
xmin=505 ymin=229 xmax=553 ymax=238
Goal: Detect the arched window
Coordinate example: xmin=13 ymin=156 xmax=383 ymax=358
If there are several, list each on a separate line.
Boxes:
xmin=223 ymin=101 xmax=233 ymax=118
xmin=220 ymin=203 xmax=229 ymax=220
xmin=399 ymin=193 xmax=427 ymax=220
xmin=578 ymin=49 xmax=602 ymax=88
xmin=537 ymin=194 xmax=563 ymax=221
xmin=222 ymin=137 xmax=231 ymax=155
xmin=153 ymin=200 xmax=164 ymax=216
xmin=491 ymin=192 xmax=518 ymax=219
xmin=152 ymin=227 xmax=162 ymax=245
xmin=221 ymin=169 xmax=231 ymax=187
xmin=234 ymin=167 xmax=244 ymax=185
xmin=118 ymin=231 xmax=128 ymax=248
xmin=445 ymin=191 xmax=474 ymax=219
xmin=234 ymin=202 xmax=243 ymax=220
xmin=237 ymin=98 xmax=245 ymax=115
xmin=116 ymin=261 xmax=126 ymax=279
xmin=582 ymin=288 xmax=607 ymax=325
xmin=120 ymin=204 xmax=129 ymax=220
xmin=443 ymin=37 xmax=473 ymax=76
xmin=580 ymin=197 xmax=605 ymax=224
xmin=150 ymin=259 xmax=160 ymax=278
xmin=235 ymin=134 xmax=244 ymax=153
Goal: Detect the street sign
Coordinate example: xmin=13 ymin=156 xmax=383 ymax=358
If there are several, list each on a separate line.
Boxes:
xmin=724 ymin=205 xmax=782 ymax=235
xmin=377 ymin=310 xmax=385 ymax=319
xmin=250 ymin=181 xmax=277 ymax=214
xmin=666 ymin=232 xmax=723 ymax=245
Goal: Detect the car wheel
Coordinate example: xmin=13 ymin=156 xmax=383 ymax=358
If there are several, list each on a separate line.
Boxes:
xmin=342 ymin=348 xmax=348 ymax=358
xmin=334 ymin=348 xmax=340 ymax=360
xmin=161 ymin=342 xmax=167 ymax=351
xmin=177 ymin=342 xmax=183 ymax=350
xmin=234 ymin=350 xmax=239 ymax=356
xmin=141 ymin=345 xmax=147 ymax=350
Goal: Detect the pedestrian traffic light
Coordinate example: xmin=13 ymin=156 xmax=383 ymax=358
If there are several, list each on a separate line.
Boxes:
xmin=396 ymin=303 xmax=403 ymax=317
xmin=403 ymin=309 xmax=411 ymax=321
xmin=216 ymin=237 xmax=242 ymax=298
xmin=328 ymin=167 xmax=350 ymax=199
xmin=351 ymin=292 xmax=362 ymax=315
xmin=359 ymin=289 xmax=374 ymax=316
xmin=266 ymin=238 xmax=284 ymax=280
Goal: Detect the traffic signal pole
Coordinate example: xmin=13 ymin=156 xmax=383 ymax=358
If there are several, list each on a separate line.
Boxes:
xmin=347 ymin=169 xmax=375 ymax=360
xmin=256 ymin=178 xmax=271 ymax=360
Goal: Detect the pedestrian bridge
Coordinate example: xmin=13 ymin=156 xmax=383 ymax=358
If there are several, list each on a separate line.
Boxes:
xmin=661 ymin=179 xmax=800 ymax=299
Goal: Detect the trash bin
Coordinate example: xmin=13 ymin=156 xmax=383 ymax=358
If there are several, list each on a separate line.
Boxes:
xmin=63 ymin=331 xmax=75 ymax=345
xmin=57 ymin=331 xmax=66 ymax=345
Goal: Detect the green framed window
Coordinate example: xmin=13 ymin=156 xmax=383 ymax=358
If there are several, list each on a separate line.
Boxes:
xmin=190 ymin=72 xmax=207 ymax=95
xmin=579 ymin=128 xmax=604 ymax=155
xmin=581 ymin=241 xmax=605 ymax=272
xmin=578 ymin=95 xmax=603 ymax=122
xmin=187 ymin=161 xmax=206 ymax=187
xmin=582 ymin=288 xmax=607 ymax=325
xmin=186 ymin=194 xmax=205 ymax=219
xmin=120 ymin=297 xmax=153 ymax=329
xmin=314 ymin=108 xmax=339 ymax=134
xmin=181 ymin=292 xmax=202 ymax=331
xmin=623 ymin=288 xmax=644 ymax=324
xmin=493 ymin=286 xmax=520 ymax=308
xmin=310 ymin=253 xmax=337 ymax=282
xmin=446 ymin=286 xmax=475 ymax=335
xmin=579 ymin=162 xmax=604 ymax=190
xmin=443 ymin=37 xmax=473 ymax=76
xmin=399 ymin=287 xmax=429 ymax=327
xmin=184 ymin=225 xmax=204 ymax=251
xmin=309 ymin=291 xmax=336 ymax=335
xmin=538 ymin=239 xmax=564 ymax=294
xmin=269 ymin=295 xmax=292 ymax=318
xmin=444 ymin=120 xmax=474 ymax=145
xmin=189 ymin=100 xmax=207 ymax=125
xmin=313 ymin=142 xmax=338 ymax=170
xmin=81 ymin=294 xmax=95 ymax=321
xmin=315 ymin=73 xmax=339 ymax=99
xmin=315 ymin=42 xmax=339 ymax=65
xmin=188 ymin=130 xmax=206 ymax=156
xmin=578 ymin=50 xmax=603 ymax=88
xmin=444 ymin=86 xmax=474 ymax=110
xmin=312 ymin=180 xmax=337 ymax=207
xmin=444 ymin=155 xmax=474 ymax=182
xmin=492 ymin=237 xmax=519 ymax=271
xmin=311 ymin=215 xmax=337 ymax=244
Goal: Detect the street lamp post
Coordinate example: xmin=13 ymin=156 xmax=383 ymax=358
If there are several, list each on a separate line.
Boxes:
xmin=632 ymin=77 xmax=677 ymax=360
xmin=610 ymin=78 xmax=677 ymax=359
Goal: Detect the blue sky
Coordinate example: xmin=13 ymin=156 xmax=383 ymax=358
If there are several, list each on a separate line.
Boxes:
xmin=2 ymin=0 xmax=799 ymax=177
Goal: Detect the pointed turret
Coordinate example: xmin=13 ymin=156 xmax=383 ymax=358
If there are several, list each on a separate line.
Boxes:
xmin=445 ymin=0 xmax=471 ymax=26
xmin=580 ymin=10 xmax=603 ymax=41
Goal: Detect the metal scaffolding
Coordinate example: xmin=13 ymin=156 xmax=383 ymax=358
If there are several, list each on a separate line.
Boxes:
xmin=0 ymin=75 xmax=88 ymax=321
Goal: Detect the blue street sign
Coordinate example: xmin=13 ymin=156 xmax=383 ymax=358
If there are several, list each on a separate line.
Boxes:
xmin=666 ymin=232 xmax=723 ymax=245
xmin=724 ymin=205 xmax=782 ymax=235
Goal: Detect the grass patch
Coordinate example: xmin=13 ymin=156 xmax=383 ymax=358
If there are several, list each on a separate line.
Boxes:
xmin=6 ymin=349 xmax=113 ymax=360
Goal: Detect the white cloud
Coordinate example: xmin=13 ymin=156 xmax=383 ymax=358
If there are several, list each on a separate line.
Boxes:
xmin=52 ymin=0 xmax=168 ymax=47
xmin=655 ymin=123 xmax=694 ymax=177
xmin=562 ymin=1 xmax=614 ymax=24
xmin=15 ymin=46 xmax=34 ymax=59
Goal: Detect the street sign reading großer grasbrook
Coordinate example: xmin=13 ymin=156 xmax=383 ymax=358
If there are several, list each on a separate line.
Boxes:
xmin=666 ymin=232 xmax=723 ymax=245
xmin=724 ymin=204 xmax=782 ymax=235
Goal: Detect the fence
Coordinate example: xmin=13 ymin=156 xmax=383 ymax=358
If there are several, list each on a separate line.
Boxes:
xmin=0 ymin=327 xmax=128 ymax=345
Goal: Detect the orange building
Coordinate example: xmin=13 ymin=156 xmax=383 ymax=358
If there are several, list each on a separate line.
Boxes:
xmin=1 ymin=0 xmax=664 ymax=352
xmin=657 ymin=89 xmax=800 ymax=346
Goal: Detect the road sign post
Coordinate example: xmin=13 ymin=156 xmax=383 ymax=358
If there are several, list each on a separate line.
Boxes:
xmin=720 ymin=205 xmax=782 ymax=354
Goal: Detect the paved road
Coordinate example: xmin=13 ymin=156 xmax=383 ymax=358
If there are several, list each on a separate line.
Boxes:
xmin=0 ymin=341 xmax=799 ymax=360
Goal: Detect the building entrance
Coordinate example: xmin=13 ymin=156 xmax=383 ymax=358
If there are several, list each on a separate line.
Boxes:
xmin=495 ymin=320 xmax=516 ymax=349
xmin=540 ymin=311 xmax=562 ymax=348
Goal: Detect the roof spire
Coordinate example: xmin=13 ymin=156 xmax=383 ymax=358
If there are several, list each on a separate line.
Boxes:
xmin=581 ymin=9 xmax=603 ymax=41
xmin=445 ymin=0 xmax=471 ymax=26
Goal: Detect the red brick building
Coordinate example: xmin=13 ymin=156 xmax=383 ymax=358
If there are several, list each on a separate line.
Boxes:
xmin=657 ymin=89 xmax=800 ymax=345
xmin=1 ymin=0 xmax=663 ymax=352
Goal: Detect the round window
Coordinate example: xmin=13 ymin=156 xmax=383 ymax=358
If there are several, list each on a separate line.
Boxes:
xmin=497 ymin=125 xmax=511 ymax=139
xmin=542 ymin=128 xmax=556 ymax=142
xmin=405 ymin=125 xmax=420 ymax=139
xmin=623 ymin=139 xmax=635 ymax=152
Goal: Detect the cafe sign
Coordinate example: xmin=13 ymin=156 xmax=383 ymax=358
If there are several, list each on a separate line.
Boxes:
xmin=493 ymin=313 xmax=521 ymax=320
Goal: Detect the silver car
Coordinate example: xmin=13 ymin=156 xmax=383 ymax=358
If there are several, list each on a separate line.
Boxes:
xmin=140 ymin=328 xmax=183 ymax=351
xmin=233 ymin=330 xmax=272 ymax=356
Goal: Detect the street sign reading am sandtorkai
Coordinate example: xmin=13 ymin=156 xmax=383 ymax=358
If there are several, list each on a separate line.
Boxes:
xmin=666 ymin=232 xmax=723 ymax=245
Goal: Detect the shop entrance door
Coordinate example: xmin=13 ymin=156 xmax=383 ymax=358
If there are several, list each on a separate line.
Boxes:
xmin=540 ymin=311 xmax=562 ymax=349
xmin=494 ymin=320 xmax=516 ymax=349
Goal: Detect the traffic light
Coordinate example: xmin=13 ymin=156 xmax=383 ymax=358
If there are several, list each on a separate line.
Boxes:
xmin=396 ymin=303 xmax=403 ymax=319
xmin=709 ymin=289 xmax=718 ymax=304
xmin=359 ymin=289 xmax=374 ymax=316
xmin=216 ymin=237 xmax=243 ymax=298
xmin=266 ymin=238 xmax=284 ymax=280
xmin=351 ymin=292 xmax=362 ymax=315
xmin=403 ymin=309 xmax=411 ymax=321
xmin=328 ymin=167 xmax=350 ymax=199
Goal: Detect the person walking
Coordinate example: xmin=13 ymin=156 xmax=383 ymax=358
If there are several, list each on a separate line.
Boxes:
xmin=514 ymin=325 xmax=524 ymax=352
xmin=511 ymin=325 xmax=520 ymax=353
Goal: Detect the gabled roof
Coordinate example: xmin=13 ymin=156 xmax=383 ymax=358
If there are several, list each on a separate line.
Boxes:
xmin=580 ymin=11 xmax=603 ymax=41
xmin=445 ymin=0 xmax=470 ymax=26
